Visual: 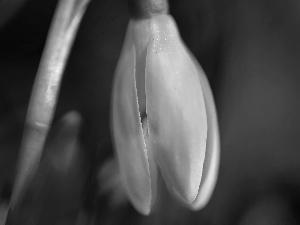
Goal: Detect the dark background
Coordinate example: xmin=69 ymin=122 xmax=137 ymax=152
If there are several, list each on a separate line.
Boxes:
xmin=1 ymin=0 xmax=300 ymax=224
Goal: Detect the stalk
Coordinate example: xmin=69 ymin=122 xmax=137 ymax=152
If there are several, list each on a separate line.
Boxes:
xmin=7 ymin=0 xmax=90 ymax=217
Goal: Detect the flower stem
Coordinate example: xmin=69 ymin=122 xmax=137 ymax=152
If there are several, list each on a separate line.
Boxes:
xmin=128 ymin=0 xmax=169 ymax=19
xmin=7 ymin=0 xmax=90 ymax=217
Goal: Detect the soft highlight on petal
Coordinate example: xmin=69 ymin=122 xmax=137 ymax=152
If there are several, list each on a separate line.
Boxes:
xmin=112 ymin=21 xmax=152 ymax=215
xmin=145 ymin=15 xmax=207 ymax=203
xmin=191 ymin=58 xmax=220 ymax=209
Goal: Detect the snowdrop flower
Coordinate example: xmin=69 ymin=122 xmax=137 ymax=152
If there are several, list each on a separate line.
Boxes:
xmin=111 ymin=0 xmax=219 ymax=215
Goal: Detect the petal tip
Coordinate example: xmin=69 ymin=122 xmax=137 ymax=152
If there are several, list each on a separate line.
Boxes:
xmin=164 ymin=170 xmax=201 ymax=205
xmin=131 ymin=197 xmax=152 ymax=215
xmin=177 ymin=179 xmax=200 ymax=204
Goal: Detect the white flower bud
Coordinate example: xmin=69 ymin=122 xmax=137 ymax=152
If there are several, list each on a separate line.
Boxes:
xmin=111 ymin=14 xmax=219 ymax=215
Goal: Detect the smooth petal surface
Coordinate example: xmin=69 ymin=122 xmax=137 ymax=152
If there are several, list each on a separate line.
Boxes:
xmin=112 ymin=21 xmax=152 ymax=215
xmin=191 ymin=57 xmax=220 ymax=209
xmin=145 ymin=15 xmax=208 ymax=203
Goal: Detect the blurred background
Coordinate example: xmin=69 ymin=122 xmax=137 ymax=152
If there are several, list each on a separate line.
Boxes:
xmin=1 ymin=0 xmax=300 ymax=224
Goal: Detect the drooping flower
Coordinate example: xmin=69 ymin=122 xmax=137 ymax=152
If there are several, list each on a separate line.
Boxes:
xmin=111 ymin=1 xmax=219 ymax=215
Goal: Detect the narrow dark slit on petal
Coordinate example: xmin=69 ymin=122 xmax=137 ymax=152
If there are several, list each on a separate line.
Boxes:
xmin=135 ymin=42 xmax=148 ymax=126
xmin=140 ymin=111 xmax=147 ymax=122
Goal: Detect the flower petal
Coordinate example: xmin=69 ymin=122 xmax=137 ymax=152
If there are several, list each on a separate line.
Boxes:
xmin=191 ymin=58 xmax=220 ymax=210
xmin=145 ymin=15 xmax=207 ymax=203
xmin=111 ymin=21 xmax=152 ymax=215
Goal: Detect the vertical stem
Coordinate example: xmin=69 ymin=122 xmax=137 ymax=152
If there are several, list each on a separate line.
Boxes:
xmin=8 ymin=0 xmax=90 ymax=213
xmin=127 ymin=0 xmax=168 ymax=19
